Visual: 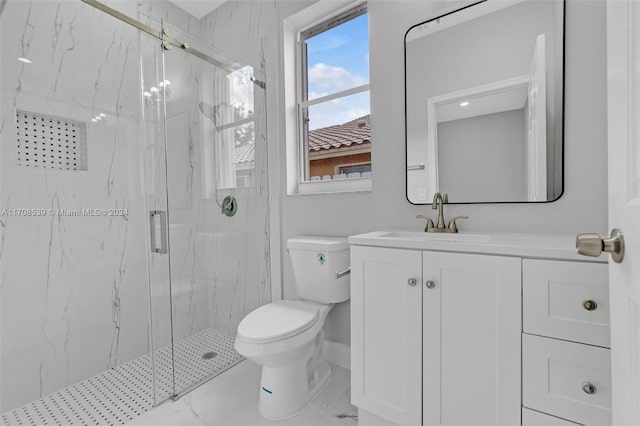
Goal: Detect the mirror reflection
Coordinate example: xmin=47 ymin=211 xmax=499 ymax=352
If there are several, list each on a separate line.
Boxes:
xmin=405 ymin=0 xmax=564 ymax=204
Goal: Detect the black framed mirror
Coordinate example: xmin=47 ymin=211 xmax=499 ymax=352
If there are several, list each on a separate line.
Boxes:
xmin=405 ymin=0 xmax=564 ymax=204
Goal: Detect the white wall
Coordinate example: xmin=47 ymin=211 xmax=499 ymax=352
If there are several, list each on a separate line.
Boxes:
xmin=203 ymin=0 xmax=608 ymax=346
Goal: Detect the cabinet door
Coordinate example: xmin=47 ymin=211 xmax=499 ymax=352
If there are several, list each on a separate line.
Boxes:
xmin=351 ymin=246 xmax=423 ymax=426
xmin=422 ymin=252 xmax=521 ymax=426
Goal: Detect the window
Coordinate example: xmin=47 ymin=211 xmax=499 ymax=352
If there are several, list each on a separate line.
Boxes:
xmin=336 ymin=162 xmax=372 ymax=175
xmin=296 ymin=2 xmax=371 ymax=189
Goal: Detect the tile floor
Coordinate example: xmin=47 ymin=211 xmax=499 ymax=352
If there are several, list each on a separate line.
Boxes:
xmin=2 ymin=329 xmax=244 ymax=426
xmin=126 ymin=361 xmax=358 ymax=426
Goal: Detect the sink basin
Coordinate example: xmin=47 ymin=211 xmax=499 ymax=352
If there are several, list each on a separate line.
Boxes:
xmin=373 ymin=231 xmax=491 ymax=243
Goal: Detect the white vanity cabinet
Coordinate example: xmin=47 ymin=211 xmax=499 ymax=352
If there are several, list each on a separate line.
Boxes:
xmin=351 ymin=246 xmax=521 ymax=426
xmin=348 ymin=232 xmax=610 ymax=426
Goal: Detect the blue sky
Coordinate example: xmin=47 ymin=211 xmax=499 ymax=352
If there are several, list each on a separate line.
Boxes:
xmin=305 ymin=13 xmax=370 ymax=130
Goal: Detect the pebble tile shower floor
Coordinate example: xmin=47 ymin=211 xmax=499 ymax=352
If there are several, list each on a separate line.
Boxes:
xmin=1 ymin=328 xmax=244 ymax=426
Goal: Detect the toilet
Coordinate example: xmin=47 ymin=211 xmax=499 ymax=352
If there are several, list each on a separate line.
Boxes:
xmin=234 ymin=236 xmax=350 ymax=420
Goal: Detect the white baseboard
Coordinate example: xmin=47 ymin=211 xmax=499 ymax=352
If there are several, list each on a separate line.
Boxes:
xmin=323 ymin=340 xmax=350 ymax=370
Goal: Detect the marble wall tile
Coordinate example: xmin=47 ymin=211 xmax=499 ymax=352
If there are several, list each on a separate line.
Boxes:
xmin=202 ymin=0 xmax=273 ymax=339
xmin=0 ymin=1 xmax=151 ymax=411
xmin=1 ymin=0 xmax=272 ymax=412
xmin=0 ymin=0 xmax=205 ymax=412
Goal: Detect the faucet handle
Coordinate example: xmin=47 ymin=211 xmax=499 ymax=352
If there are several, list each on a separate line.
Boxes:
xmin=416 ymin=215 xmax=435 ymax=232
xmin=447 ymin=216 xmax=468 ymax=233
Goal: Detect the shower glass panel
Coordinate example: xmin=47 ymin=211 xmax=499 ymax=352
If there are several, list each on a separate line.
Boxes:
xmin=142 ymin=19 xmax=270 ymax=399
xmin=1 ymin=1 xmax=270 ymax=420
xmin=0 ymin=0 xmax=162 ymax=419
xmin=139 ymin=30 xmax=175 ymax=405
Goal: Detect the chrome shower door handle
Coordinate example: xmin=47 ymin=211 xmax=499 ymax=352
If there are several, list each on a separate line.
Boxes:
xmin=576 ymin=228 xmax=625 ymax=263
xmin=149 ymin=210 xmax=168 ymax=254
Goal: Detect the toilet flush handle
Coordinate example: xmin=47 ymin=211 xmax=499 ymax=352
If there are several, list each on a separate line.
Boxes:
xmin=336 ymin=267 xmax=351 ymax=279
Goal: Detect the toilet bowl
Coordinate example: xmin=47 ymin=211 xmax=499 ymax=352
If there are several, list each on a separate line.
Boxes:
xmin=235 ymin=300 xmax=333 ymax=419
xmin=234 ymin=236 xmax=350 ymax=420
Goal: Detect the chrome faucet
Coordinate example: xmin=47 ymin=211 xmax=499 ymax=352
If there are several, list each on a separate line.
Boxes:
xmin=416 ymin=192 xmax=468 ymax=233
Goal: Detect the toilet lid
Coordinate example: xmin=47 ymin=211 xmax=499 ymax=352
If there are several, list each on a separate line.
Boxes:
xmin=237 ymin=300 xmax=320 ymax=344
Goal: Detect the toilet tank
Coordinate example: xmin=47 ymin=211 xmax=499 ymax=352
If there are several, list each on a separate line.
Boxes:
xmin=287 ymin=236 xmax=350 ymax=303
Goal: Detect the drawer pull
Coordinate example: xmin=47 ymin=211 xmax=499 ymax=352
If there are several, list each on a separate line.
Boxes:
xmin=582 ymin=382 xmax=598 ymax=395
xmin=582 ymin=299 xmax=598 ymax=311
xmin=408 ymin=278 xmax=417 ymax=287
xmin=425 ymin=280 xmax=436 ymax=289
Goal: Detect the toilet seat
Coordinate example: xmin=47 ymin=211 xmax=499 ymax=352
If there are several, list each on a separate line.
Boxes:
xmin=237 ymin=300 xmax=320 ymax=344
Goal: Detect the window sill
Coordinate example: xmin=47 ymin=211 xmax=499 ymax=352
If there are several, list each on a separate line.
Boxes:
xmin=292 ymin=177 xmax=372 ymax=196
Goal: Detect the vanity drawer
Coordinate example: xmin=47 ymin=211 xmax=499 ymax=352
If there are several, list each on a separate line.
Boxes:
xmin=522 ymin=408 xmax=581 ymax=425
xmin=523 ymin=334 xmax=611 ymax=426
xmin=523 ymin=259 xmax=609 ymax=347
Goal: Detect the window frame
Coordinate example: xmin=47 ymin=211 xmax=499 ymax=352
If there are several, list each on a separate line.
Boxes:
xmin=287 ymin=1 xmax=371 ymax=195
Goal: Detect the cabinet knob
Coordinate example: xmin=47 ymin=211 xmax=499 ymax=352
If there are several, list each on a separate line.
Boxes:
xmin=408 ymin=278 xmax=417 ymax=287
xmin=425 ymin=280 xmax=436 ymax=289
xmin=582 ymin=382 xmax=598 ymax=395
xmin=582 ymin=299 xmax=598 ymax=311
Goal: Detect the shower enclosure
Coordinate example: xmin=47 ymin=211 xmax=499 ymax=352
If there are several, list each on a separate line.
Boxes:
xmin=0 ymin=0 xmax=270 ymax=423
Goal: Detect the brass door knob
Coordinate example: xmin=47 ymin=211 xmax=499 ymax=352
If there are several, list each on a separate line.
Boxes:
xmin=576 ymin=228 xmax=625 ymax=263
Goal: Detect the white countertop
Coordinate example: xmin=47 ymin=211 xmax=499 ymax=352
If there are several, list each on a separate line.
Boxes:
xmin=347 ymin=230 xmax=608 ymax=262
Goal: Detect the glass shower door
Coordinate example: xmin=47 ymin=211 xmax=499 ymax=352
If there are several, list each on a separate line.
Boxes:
xmin=140 ymin=31 xmax=175 ymax=404
xmin=142 ymin=20 xmax=269 ymax=400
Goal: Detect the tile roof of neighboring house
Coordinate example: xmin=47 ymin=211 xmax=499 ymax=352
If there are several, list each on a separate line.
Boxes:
xmin=234 ymin=142 xmax=255 ymax=166
xmin=308 ymin=115 xmax=370 ymax=153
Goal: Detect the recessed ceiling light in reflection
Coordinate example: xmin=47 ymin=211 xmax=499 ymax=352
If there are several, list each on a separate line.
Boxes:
xmin=150 ymin=87 xmax=159 ymax=93
xmin=17 ymin=57 xmax=32 ymax=64
xmin=143 ymin=91 xmax=152 ymax=97
xmin=91 ymin=118 xmax=98 ymax=123
xmin=99 ymin=113 xmax=106 ymax=118
xmin=158 ymin=80 xmax=171 ymax=87
xmin=459 ymin=101 xmax=470 ymax=107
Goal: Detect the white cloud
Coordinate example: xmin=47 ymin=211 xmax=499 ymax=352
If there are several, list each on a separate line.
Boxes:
xmin=308 ymin=63 xmax=367 ymax=93
xmin=308 ymin=94 xmax=370 ymax=130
